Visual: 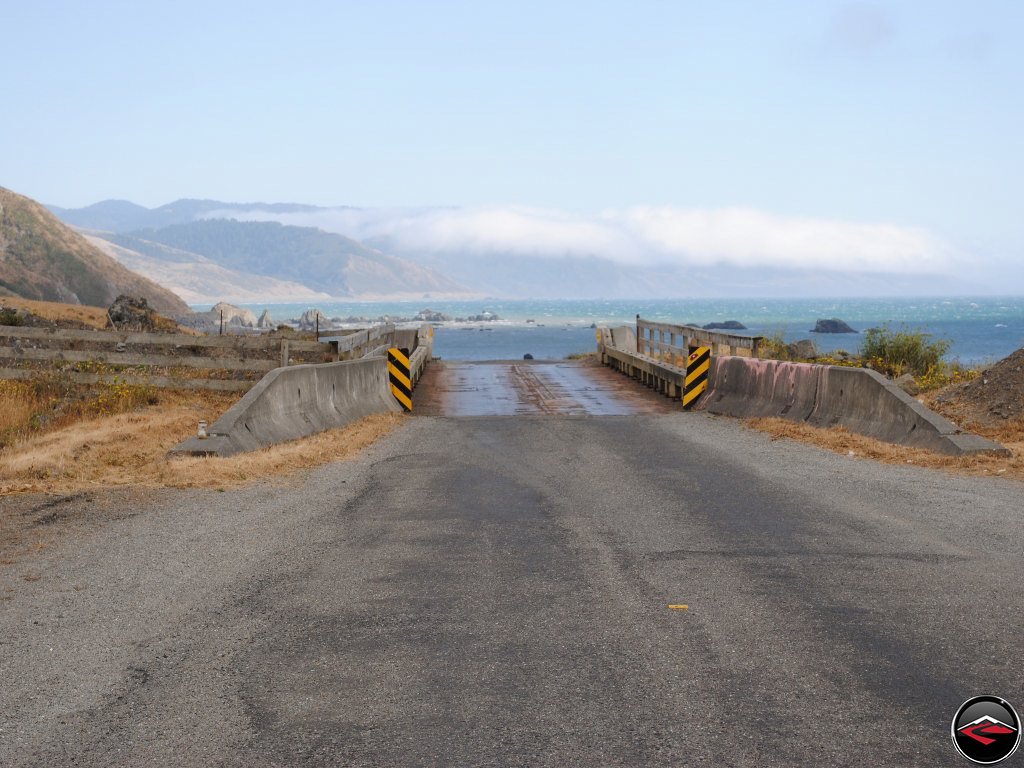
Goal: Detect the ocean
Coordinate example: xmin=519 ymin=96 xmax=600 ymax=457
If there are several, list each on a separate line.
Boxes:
xmin=220 ymin=297 xmax=1024 ymax=365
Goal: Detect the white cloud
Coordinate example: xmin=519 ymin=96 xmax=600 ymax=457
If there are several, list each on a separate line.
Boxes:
xmin=210 ymin=204 xmax=960 ymax=276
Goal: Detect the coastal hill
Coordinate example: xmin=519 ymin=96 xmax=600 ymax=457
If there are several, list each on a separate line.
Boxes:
xmin=0 ymin=187 xmax=190 ymax=314
xmin=51 ymin=198 xmax=969 ymax=300
xmin=83 ymin=233 xmax=335 ymax=305
xmin=97 ymin=220 xmax=472 ymax=300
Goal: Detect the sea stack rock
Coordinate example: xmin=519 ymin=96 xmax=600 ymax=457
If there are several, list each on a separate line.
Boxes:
xmin=256 ymin=309 xmax=274 ymax=330
xmin=208 ymin=302 xmax=258 ymax=328
xmin=812 ymin=318 xmax=857 ymax=334
xmin=415 ymin=308 xmax=452 ymax=322
xmin=703 ymin=320 xmax=747 ymax=330
xmin=298 ymin=308 xmax=329 ymax=330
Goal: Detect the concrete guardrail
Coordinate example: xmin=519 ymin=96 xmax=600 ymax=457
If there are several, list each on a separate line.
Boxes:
xmin=170 ymin=324 xmax=434 ymax=457
xmin=597 ymin=324 xmax=1008 ymax=457
xmin=702 ymin=357 xmax=1008 ymax=456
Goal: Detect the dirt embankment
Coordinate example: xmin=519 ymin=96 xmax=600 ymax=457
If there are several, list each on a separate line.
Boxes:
xmin=931 ymin=347 xmax=1024 ymax=427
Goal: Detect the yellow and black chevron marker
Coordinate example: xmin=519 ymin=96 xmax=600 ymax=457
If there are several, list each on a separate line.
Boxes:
xmin=683 ymin=345 xmax=710 ymax=409
xmin=388 ymin=347 xmax=413 ymax=412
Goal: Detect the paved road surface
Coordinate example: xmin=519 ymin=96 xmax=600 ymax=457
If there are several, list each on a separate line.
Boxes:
xmin=415 ymin=361 xmax=677 ymax=416
xmin=2 ymin=362 xmax=1022 ymax=766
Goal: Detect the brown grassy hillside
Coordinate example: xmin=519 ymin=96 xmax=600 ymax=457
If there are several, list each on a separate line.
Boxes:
xmin=0 ymin=187 xmax=190 ymax=314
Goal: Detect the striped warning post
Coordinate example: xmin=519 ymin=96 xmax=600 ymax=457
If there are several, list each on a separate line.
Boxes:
xmin=388 ymin=347 xmax=413 ymax=412
xmin=683 ymin=345 xmax=710 ymax=409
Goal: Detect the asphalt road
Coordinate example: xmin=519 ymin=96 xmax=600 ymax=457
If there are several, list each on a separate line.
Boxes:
xmin=2 ymin=363 xmax=1023 ymax=766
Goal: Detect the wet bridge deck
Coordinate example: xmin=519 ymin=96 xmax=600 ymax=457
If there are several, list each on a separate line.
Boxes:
xmin=414 ymin=360 xmax=676 ymax=416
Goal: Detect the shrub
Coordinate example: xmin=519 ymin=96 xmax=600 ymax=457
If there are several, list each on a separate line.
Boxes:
xmin=756 ymin=332 xmax=791 ymax=360
xmin=859 ymin=326 xmax=950 ymax=378
xmin=0 ymin=308 xmax=24 ymax=326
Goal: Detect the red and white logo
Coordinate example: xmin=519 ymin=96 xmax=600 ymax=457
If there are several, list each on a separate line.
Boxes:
xmin=952 ymin=696 xmax=1021 ymax=764
xmin=957 ymin=715 xmax=1017 ymax=747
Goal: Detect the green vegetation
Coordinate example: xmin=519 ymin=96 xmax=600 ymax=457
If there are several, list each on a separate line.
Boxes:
xmin=758 ymin=325 xmax=979 ymax=392
xmin=0 ymin=308 xmax=24 ymax=326
xmin=756 ymin=332 xmax=788 ymax=360
xmin=857 ymin=325 xmax=978 ymax=390
xmin=859 ymin=326 xmax=949 ymax=377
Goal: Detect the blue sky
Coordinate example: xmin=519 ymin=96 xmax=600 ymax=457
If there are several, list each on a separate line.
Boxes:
xmin=3 ymin=1 xmax=1022 ymax=289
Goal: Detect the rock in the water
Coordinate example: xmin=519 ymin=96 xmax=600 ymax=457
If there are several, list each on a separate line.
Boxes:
xmin=468 ymin=312 xmax=499 ymax=322
xmin=415 ymin=308 xmax=452 ymax=322
xmin=108 ymin=295 xmax=158 ymax=331
xmin=703 ymin=320 xmax=747 ymax=330
xmin=812 ymin=318 xmax=857 ymax=334
xmin=894 ymin=373 xmax=920 ymax=395
xmin=523 ymin=353 xmax=534 ymax=360
xmin=786 ymin=339 xmax=818 ymax=359
xmin=256 ymin=309 xmax=274 ymax=330
xmin=209 ymin=302 xmax=258 ymax=328
xmin=297 ymin=308 xmax=329 ymax=330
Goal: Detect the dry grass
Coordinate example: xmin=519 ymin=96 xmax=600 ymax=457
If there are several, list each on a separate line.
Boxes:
xmin=0 ymin=296 xmax=111 ymax=328
xmin=0 ymin=295 xmax=201 ymax=334
xmin=747 ymin=417 xmax=1024 ymax=480
xmin=0 ymin=377 xmax=159 ymax=448
xmin=0 ymin=381 xmax=42 ymax=438
xmin=0 ymin=390 xmax=403 ymax=495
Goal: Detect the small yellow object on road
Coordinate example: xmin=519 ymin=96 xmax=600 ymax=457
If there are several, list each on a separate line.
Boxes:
xmin=667 ymin=604 xmax=689 ymax=610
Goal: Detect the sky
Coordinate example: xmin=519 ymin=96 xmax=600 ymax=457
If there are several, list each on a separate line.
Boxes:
xmin=3 ymin=0 xmax=1022 ymax=291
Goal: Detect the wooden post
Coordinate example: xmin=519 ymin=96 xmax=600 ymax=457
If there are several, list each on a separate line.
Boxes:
xmin=280 ymin=339 xmax=290 ymax=368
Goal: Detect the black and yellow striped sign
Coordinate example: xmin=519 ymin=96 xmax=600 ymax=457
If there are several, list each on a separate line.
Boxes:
xmin=683 ymin=345 xmax=710 ymax=409
xmin=388 ymin=347 xmax=413 ymax=411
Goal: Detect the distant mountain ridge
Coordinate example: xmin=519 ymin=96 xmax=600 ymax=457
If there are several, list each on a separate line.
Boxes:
xmin=92 ymin=219 xmax=472 ymax=300
xmin=48 ymin=198 xmax=345 ymax=234
xmin=51 ymin=197 xmax=965 ymax=300
xmin=0 ymin=187 xmax=190 ymax=313
xmin=83 ymin=233 xmax=333 ymax=305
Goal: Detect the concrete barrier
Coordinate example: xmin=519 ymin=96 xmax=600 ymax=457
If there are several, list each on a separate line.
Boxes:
xmin=699 ymin=356 xmax=1008 ymax=456
xmin=807 ymin=365 xmax=1006 ymax=455
xmin=170 ymin=357 xmax=401 ymax=457
xmin=700 ymin=357 xmax=821 ymax=421
xmin=610 ymin=326 xmax=637 ymax=354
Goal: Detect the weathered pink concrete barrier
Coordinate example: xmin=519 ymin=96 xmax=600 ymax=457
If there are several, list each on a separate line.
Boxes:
xmin=699 ymin=356 xmax=1007 ymax=456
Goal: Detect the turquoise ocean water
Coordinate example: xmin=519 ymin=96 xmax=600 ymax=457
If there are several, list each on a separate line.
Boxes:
xmin=222 ymin=297 xmax=1024 ymax=364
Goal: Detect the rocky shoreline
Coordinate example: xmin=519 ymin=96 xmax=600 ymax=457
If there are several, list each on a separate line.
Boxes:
xmin=174 ymin=304 xmax=506 ymax=333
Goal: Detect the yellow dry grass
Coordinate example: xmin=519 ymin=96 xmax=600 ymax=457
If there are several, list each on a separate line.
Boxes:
xmin=0 ymin=295 xmax=202 ymax=334
xmin=0 ymin=382 xmax=41 ymax=437
xmin=747 ymin=417 xmax=1024 ymax=480
xmin=0 ymin=390 xmax=403 ymax=495
xmin=0 ymin=296 xmax=111 ymax=328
